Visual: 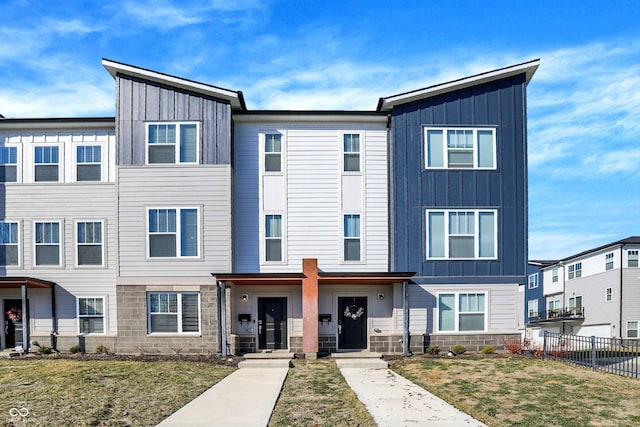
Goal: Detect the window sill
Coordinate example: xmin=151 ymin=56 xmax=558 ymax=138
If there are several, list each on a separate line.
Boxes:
xmin=147 ymin=333 xmax=202 ymax=337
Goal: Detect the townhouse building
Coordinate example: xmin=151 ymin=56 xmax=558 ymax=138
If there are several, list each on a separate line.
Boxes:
xmin=525 ymin=237 xmax=640 ymax=344
xmin=0 ymin=58 xmax=538 ymax=356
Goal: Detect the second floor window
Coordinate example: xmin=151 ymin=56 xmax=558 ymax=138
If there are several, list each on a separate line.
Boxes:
xmin=77 ymin=146 xmax=102 ymax=181
xmin=552 ymin=267 xmax=559 ymax=282
xmin=343 ymin=214 xmax=361 ymax=261
xmin=605 ymin=252 xmax=614 ymax=270
xmin=264 ymin=134 xmax=281 ymax=172
xmin=629 ymin=250 xmax=639 ymax=267
xmin=35 ymin=221 xmax=60 ymax=266
xmin=148 ymin=208 xmax=199 ymax=258
xmin=343 ymin=134 xmax=360 ymax=172
xmin=425 ymin=127 xmax=496 ymax=169
xmin=34 ymin=146 xmax=59 ymax=182
xmin=265 ymin=214 xmax=282 ymax=262
xmin=427 ymin=210 xmax=496 ymax=259
xmin=568 ymin=262 xmax=582 ymax=279
xmin=77 ymin=221 xmax=103 ymax=266
xmin=0 ymin=221 xmax=19 ymax=266
xmin=528 ymin=274 xmax=539 ymax=289
xmin=0 ymin=147 xmax=17 ymax=182
xmin=147 ymin=123 xmax=198 ymax=164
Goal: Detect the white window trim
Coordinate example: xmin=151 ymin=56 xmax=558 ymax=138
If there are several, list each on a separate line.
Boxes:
xmin=425 ymin=209 xmax=498 ymax=260
xmin=568 ymin=262 xmax=582 ymax=280
xmin=628 ymin=250 xmax=639 ymax=268
xmin=33 ymin=220 xmax=62 ymax=267
xmin=260 ymin=132 xmax=284 ymax=174
xmin=341 ymin=213 xmax=365 ymax=264
xmin=605 ymin=287 xmax=613 ymax=302
xmin=340 ymin=131 xmax=364 ymax=174
xmin=0 ymin=220 xmax=21 ymax=268
xmin=146 ymin=207 xmax=202 ymax=259
xmin=77 ymin=296 xmax=106 ymax=335
xmin=423 ymin=126 xmax=497 ymax=170
xmin=436 ymin=291 xmax=488 ymax=333
xmin=33 ymin=143 xmax=63 ymax=183
xmin=0 ymin=144 xmax=22 ymax=183
xmin=262 ymin=213 xmax=286 ymax=264
xmin=147 ymin=292 xmax=201 ymax=335
xmin=626 ymin=320 xmax=639 ymax=339
xmin=73 ymin=143 xmax=106 ymax=182
xmin=74 ymin=219 xmax=105 ymax=268
xmin=528 ymin=273 xmax=539 ymax=289
xmin=145 ymin=122 xmax=200 ymax=165
xmin=552 ymin=267 xmax=559 ymax=282
xmin=605 ymin=252 xmax=614 ymax=270
xmin=528 ymin=299 xmax=538 ymax=318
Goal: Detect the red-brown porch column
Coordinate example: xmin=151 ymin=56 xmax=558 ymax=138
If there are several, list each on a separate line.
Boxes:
xmin=302 ymin=258 xmax=319 ymax=359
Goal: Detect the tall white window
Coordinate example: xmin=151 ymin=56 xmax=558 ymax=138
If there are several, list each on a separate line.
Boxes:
xmin=0 ymin=147 xmax=17 ymax=182
xmin=34 ymin=221 xmax=60 ymax=266
xmin=264 ymin=134 xmax=282 ymax=172
xmin=34 ymin=146 xmax=59 ymax=182
xmin=568 ymin=296 xmax=582 ymax=310
xmin=528 ymin=300 xmax=539 ymax=318
xmin=76 ymin=145 xmax=102 ymax=181
xmin=148 ymin=292 xmax=200 ymax=333
xmin=548 ymin=299 xmax=561 ymax=312
xmin=78 ymin=297 xmax=104 ymax=334
xmin=148 ymin=208 xmax=199 ymax=258
xmin=605 ymin=252 xmax=614 ymax=270
xmin=427 ymin=210 xmax=496 ymax=259
xmin=343 ymin=214 xmax=361 ymax=261
xmin=528 ymin=273 xmax=539 ymax=289
xmin=77 ymin=221 xmax=103 ymax=266
xmin=265 ymin=214 xmax=282 ymax=262
xmin=343 ymin=134 xmax=360 ymax=172
xmin=627 ymin=321 xmax=638 ymax=339
xmin=425 ymin=127 xmax=496 ymax=169
xmin=552 ymin=267 xmax=559 ymax=282
xmin=629 ymin=250 xmax=639 ymax=267
xmin=568 ymin=262 xmax=582 ymax=279
xmin=0 ymin=221 xmax=19 ymax=266
xmin=147 ymin=123 xmax=198 ymax=164
xmin=438 ymin=293 xmax=486 ymax=332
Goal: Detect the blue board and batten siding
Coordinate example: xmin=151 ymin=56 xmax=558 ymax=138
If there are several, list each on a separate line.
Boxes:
xmin=115 ymin=74 xmax=232 ymax=166
xmin=391 ymin=74 xmax=528 ymax=285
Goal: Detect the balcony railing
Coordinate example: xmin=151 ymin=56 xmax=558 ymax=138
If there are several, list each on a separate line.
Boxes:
xmin=529 ymin=307 xmax=585 ymax=323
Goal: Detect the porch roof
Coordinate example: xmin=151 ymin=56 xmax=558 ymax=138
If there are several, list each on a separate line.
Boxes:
xmin=0 ymin=277 xmax=56 ymax=289
xmin=212 ymin=271 xmax=415 ymax=286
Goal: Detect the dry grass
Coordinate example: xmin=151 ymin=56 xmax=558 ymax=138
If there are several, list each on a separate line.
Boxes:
xmin=390 ymin=355 xmax=640 ymax=427
xmin=0 ymin=357 xmax=234 ymax=426
xmin=269 ymin=359 xmax=375 ymax=427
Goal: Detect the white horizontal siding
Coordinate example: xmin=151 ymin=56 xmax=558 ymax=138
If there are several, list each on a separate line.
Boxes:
xmin=117 ymin=166 xmax=232 ymax=278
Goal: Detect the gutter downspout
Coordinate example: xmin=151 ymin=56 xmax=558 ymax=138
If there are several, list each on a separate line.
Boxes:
xmin=620 ymin=245 xmax=625 ymax=339
xmin=51 ymin=284 xmax=57 ymax=351
xmin=218 ymin=281 xmax=228 ymax=356
xmin=403 ymin=280 xmax=412 ymax=356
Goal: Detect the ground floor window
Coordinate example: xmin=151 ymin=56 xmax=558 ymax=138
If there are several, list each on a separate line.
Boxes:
xmin=148 ymin=292 xmax=200 ymax=333
xmin=627 ymin=320 xmax=639 ymax=339
xmin=438 ymin=292 xmax=486 ymax=332
xmin=78 ymin=297 xmax=104 ymax=334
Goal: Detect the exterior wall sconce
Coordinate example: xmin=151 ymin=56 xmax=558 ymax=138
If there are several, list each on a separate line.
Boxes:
xmin=377 ymin=293 xmax=385 ymax=300
xmin=241 ymin=294 xmax=249 ymax=302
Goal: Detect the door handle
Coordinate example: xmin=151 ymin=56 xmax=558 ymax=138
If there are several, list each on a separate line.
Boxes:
xmin=338 ymin=324 xmax=342 ymax=334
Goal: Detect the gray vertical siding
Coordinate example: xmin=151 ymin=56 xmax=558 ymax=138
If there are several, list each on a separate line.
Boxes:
xmin=391 ymin=74 xmax=528 ymax=284
xmin=115 ymin=75 xmax=232 ymax=166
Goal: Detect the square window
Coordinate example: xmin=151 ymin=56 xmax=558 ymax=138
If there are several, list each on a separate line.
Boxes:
xmin=605 ymin=252 xmax=614 ymax=270
xmin=265 ymin=214 xmax=282 ymax=262
xmin=0 ymin=147 xmax=18 ymax=182
xmin=148 ymin=208 xmax=199 ymax=258
xmin=77 ymin=146 xmax=102 ymax=181
xmin=34 ymin=221 xmax=60 ymax=266
xmin=148 ymin=292 xmax=199 ymax=333
xmin=78 ymin=297 xmax=104 ymax=334
xmin=34 ymin=146 xmax=59 ymax=182
xmin=0 ymin=221 xmax=19 ymax=266
xmin=343 ymin=214 xmax=361 ymax=261
xmin=427 ymin=210 xmax=496 ymax=259
xmin=343 ymin=134 xmax=360 ymax=172
xmin=264 ymin=134 xmax=282 ymax=172
xmin=147 ymin=123 xmax=198 ymax=164
xmin=528 ymin=274 xmax=539 ymax=289
xmin=77 ymin=221 xmax=103 ymax=266
xmin=425 ymin=127 xmax=495 ymax=169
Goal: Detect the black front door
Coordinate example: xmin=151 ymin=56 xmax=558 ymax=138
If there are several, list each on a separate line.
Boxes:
xmin=4 ymin=299 xmax=24 ymax=349
xmin=338 ymin=297 xmax=367 ymax=350
xmin=258 ymin=297 xmax=287 ymax=350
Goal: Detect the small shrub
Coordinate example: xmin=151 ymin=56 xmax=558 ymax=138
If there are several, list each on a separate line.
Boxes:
xmin=69 ymin=344 xmax=83 ymax=354
xmin=531 ymin=344 xmax=543 ymax=358
xmin=95 ymin=344 xmax=109 ymax=354
xmin=481 ymin=345 xmax=495 ymax=354
xmin=503 ymin=337 xmax=524 ymax=354
xmin=452 ymin=345 xmax=466 ymax=355
xmin=37 ymin=345 xmax=52 ymax=354
xmin=426 ymin=345 xmax=440 ymax=355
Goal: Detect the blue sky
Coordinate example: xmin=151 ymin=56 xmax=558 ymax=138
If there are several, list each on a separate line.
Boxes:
xmin=1 ymin=0 xmax=639 ymax=260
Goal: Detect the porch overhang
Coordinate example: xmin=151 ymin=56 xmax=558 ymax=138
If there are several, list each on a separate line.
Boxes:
xmin=0 ymin=277 xmax=56 ymax=289
xmin=212 ymin=271 xmax=415 ymax=286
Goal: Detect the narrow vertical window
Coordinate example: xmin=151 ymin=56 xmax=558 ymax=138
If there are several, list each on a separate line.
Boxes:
xmin=34 ymin=146 xmax=59 ymax=182
xmin=343 ymin=134 xmax=360 ymax=172
xmin=77 ymin=146 xmax=102 ymax=181
xmin=78 ymin=297 xmax=104 ymax=333
xmin=552 ymin=267 xmax=559 ymax=282
xmin=459 ymin=293 xmax=486 ymax=331
xmin=0 ymin=147 xmax=17 ymax=182
xmin=265 ymin=214 xmax=282 ymax=262
xmin=606 ymin=287 xmax=613 ymax=302
xmin=35 ymin=221 xmax=60 ymax=265
xmin=628 ymin=250 xmax=639 ymax=267
xmin=77 ymin=221 xmax=103 ymax=266
xmin=627 ymin=321 xmax=638 ymax=339
xmin=528 ymin=274 xmax=539 ymax=289
xmin=605 ymin=252 xmax=614 ymax=270
xmin=447 ymin=130 xmax=474 ymax=168
xmin=0 ymin=221 xmax=19 ymax=266
xmin=264 ymin=134 xmax=281 ymax=172
xmin=438 ymin=294 xmax=455 ymax=332
xmin=528 ymin=300 xmax=538 ymax=319
xmin=448 ymin=212 xmax=475 ymax=258
xmin=343 ymin=214 xmax=361 ymax=261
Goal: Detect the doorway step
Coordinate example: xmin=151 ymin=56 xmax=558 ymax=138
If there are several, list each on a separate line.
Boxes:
xmin=331 ymin=351 xmax=388 ymax=368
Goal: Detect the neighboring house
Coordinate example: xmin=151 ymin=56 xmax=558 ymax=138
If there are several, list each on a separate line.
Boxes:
xmin=0 ymin=58 xmax=539 ymax=355
xmin=525 ymin=237 xmax=640 ymax=344
xmin=381 ymin=60 xmax=540 ymax=351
